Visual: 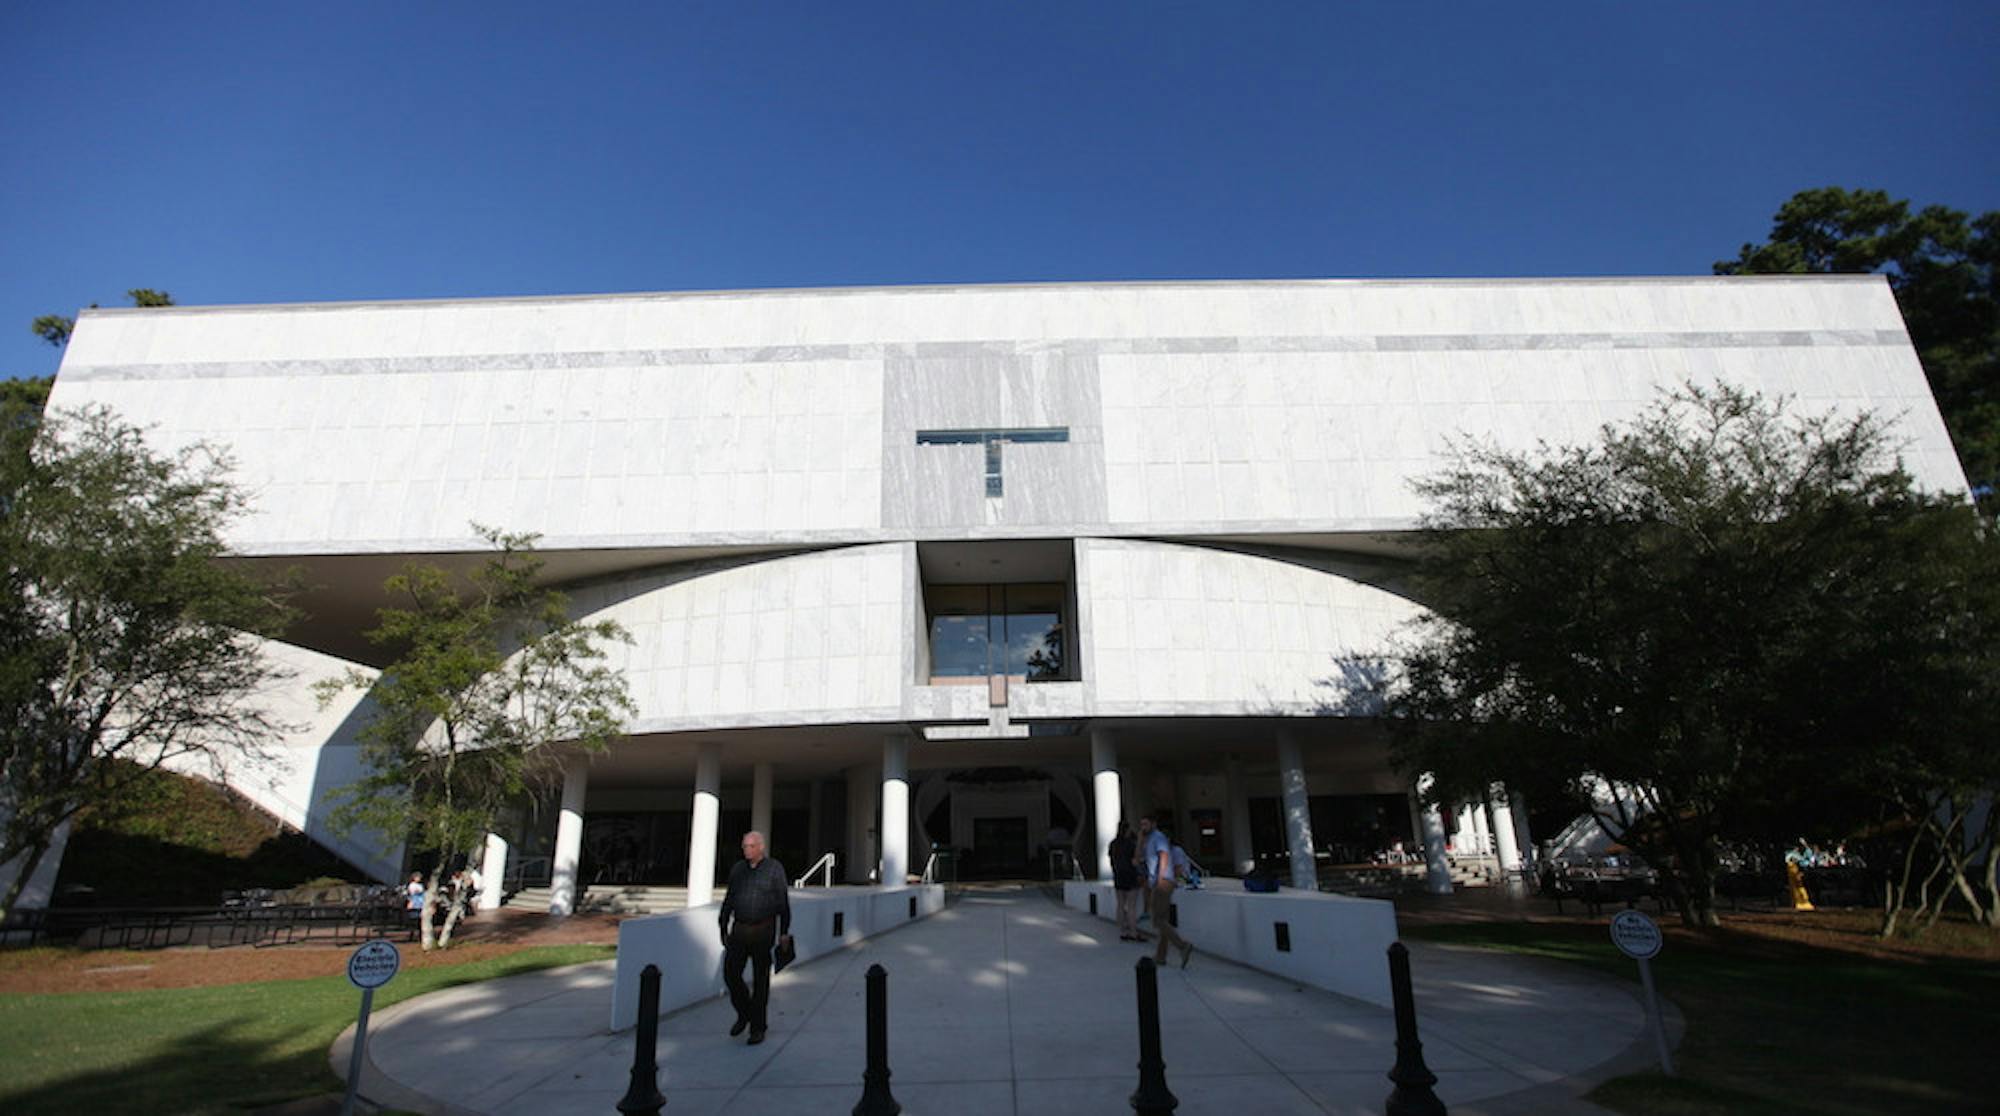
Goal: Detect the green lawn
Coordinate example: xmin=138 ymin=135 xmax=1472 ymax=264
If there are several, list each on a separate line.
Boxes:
xmin=1403 ymin=922 xmax=2000 ymax=1116
xmin=0 ymin=945 xmax=613 ymax=1116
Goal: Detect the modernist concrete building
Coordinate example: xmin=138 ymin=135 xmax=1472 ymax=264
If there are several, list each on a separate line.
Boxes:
xmin=41 ymin=277 xmax=1968 ymax=912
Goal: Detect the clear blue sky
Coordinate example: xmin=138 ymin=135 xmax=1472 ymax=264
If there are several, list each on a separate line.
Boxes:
xmin=5 ymin=3 xmax=1996 ymax=380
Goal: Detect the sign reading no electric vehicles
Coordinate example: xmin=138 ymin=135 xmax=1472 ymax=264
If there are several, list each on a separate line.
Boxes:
xmin=1609 ymin=908 xmax=1674 ymax=1076
xmin=341 ymin=940 xmax=402 ymax=1116
xmin=347 ymin=939 xmax=402 ymax=989
xmin=1610 ymin=909 xmax=1664 ymax=960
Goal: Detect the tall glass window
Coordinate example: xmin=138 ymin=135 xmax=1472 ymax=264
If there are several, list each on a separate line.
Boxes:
xmin=925 ymin=583 xmax=1067 ymax=682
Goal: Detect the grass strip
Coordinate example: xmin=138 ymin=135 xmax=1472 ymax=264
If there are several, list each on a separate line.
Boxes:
xmin=0 ymin=944 xmax=613 ymax=1116
xmin=1403 ymin=922 xmax=2000 ymax=1116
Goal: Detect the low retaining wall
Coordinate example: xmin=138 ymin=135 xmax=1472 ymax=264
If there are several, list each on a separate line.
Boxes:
xmin=1062 ymin=880 xmax=1397 ymax=1008
xmin=611 ymin=884 xmax=945 ymax=1030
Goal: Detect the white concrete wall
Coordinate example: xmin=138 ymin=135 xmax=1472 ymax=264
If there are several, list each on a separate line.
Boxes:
xmin=611 ymin=884 xmax=946 ymax=1030
xmin=1081 ymin=539 xmax=1420 ymax=715
xmin=569 ymin=544 xmax=908 ymax=732
xmin=161 ymin=638 xmax=405 ymax=882
xmin=0 ymin=821 xmax=70 ymax=912
xmin=1063 ymin=879 xmax=1397 ymax=1007
xmin=1097 ymin=338 xmax=1959 ymax=530
xmin=47 ymin=277 xmax=1965 ymax=561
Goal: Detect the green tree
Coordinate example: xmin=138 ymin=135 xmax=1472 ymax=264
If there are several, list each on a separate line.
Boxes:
xmin=32 ymin=288 xmax=176 ymax=349
xmin=1 ymin=378 xmax=51 ymax=433
xmin=1375 ymin=383 xmax=1998 ymax=928
xmin=0 ymin=406 xmax=296 ymax=920
xmin=319 ymin=527 xmax=633 ymax=949
xmin=1718 ymin=187 xmax=1999 ymax=498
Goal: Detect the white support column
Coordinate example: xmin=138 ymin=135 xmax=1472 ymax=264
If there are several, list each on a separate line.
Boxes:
xmin=1470 ymin=800 xmax=1493 ymax=857
xmin=686 ymin=742 xmax=722 ymax=908
xmin=1417 ymin=776 xmax=1453 ymax=894
xmin=1277 ymin=727 xmax=1318 ymax=891
xmin=881 ymin=734 xmax=910 ymax=886
xmin=845 ymin=762 xmax=879 ymax=883
xmin=1090 ymin=726 xmax=1121 ymax=880
xmin=478 ymin=832 xmax=507 ymax=911
xmin=550 ymin=759 xmax=588 ymax=916
xmin=1225 ymin=753 xmax=1255 ymax=876
xmin=1511 ymin=791 xmax=1537 ymax=868
xmin=751 ymin=761 xmax=774 ymax=843
xmin=1489 ymin=785 xmax=1522 ymax=874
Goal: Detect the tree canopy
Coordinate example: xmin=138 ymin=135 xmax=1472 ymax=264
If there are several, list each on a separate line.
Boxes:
xmin=31 ymin=289 xmax=174 ymax=350
xmin=320 ymin=527 xmax=633 ymax=948
xmin=1718 ymin=187 xmax=1998 ymax=498
xmin=1376 ymin=383 xmax=1999 ymax=928
xmin=0 ymin=407 xmax=296 ymax=918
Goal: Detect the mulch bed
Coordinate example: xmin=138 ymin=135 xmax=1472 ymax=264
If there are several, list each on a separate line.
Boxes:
xmin=0 ymin=906 xmax=628 ymax=996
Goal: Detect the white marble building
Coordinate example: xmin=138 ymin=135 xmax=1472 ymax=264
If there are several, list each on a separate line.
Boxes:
xmin=43 ymin=277 xmax=1967 ymax=909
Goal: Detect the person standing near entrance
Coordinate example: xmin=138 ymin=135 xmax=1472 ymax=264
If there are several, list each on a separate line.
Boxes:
xmin=719 ymin=830 xmax=791 ymax=1044
xmin=1110 ymin=822 xmax=1146 ymax=941
xmin=1139 ymin=815 xmax=1194 ymax=968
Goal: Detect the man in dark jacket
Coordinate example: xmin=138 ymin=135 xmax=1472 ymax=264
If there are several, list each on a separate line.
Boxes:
xmin=718 ymin=830 xmax=790 ymax=1044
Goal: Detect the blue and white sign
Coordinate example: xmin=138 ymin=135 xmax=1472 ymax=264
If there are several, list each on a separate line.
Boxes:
xmin=1609 ymin=909 xmax=1663 ymax=960
xmin=347 ymin=939 xmax=402 ymax=990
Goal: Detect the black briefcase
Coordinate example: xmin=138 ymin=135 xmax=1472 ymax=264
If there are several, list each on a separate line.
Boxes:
xmin=773 ymin=934 xmax=796 ymax=973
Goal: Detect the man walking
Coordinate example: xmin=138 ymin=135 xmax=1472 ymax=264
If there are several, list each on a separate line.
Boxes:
xmin=1139 ymin=815 xmax=1194 ymax=968
xmin=718 ymin=830 xmax=791 ymax=1044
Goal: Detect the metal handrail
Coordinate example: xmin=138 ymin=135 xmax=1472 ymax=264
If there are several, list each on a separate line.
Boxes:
xmin=795 ymin=852 xmax=837 ymax=888
xmin=920 ymin=851 xmax=939 ymax=884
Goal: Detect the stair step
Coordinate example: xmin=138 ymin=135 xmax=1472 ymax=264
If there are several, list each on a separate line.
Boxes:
xmin=502 ymin=885 xmax=691 ymax=914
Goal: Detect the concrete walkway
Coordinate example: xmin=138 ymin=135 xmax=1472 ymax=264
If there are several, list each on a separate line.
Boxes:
xmin=338 ymin=886 xmax=1672 ymax=1115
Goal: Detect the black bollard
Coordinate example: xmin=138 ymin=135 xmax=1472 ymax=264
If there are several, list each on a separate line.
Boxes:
xmin=1384 ymin=942 xmax=1446 ymax=1116
xmin=853 ymin=963 xmax=901 ymax=1116
xmin=1130 ymin=957 xmax=1179 ymax=1114
xmin=617 ymin=963 xmax=665 ymax=1116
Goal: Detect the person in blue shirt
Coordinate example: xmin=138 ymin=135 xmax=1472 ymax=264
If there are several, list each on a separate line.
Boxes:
xmin=1138 ymin=815 xmax=1194 ymax=969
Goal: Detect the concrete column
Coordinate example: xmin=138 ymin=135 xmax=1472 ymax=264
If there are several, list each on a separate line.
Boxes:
xmin=1511 ymin=791 xmax=1537 ymax=868
xmin=845 ymin=762 xmax=879 ymax=883
xmin=478 ymin=832 xmax=507 ymax=911
xmin=686 ymin=742 xmax=722 ymax=908
xmin=550 ymin=759 xmax=588 ymax=916
xmin=1089 ymin=726 xmax=1121 ymax=880
xmin=881 ymin=734 xmax=910 ymax=886
xmin=751 ymin=760 xmax=774 ymax=842
xmin=1417 ymin=776 xmax=1453 ymax=894
xmin=1470 ymin=800 xmax=1493 ymax=857
xmin=1489 ymin=785 xmax=1522 ymax=873
xmin=1276 ymin=727 xmax=1317 ymax=891
xmin=1224 ymin=753 xmax=1255 ymax=876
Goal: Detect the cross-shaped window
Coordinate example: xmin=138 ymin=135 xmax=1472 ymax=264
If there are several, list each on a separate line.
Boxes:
xmin=915 ymin=427 xmax=1068 ymax=497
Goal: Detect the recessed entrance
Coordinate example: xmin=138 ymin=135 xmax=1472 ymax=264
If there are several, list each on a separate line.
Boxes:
xmin=970 ymin=816 xmax=1030 ymax=877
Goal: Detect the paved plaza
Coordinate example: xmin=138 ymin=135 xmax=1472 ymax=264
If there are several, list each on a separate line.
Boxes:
xmin=339 ymin=886 xmax=1671 ymax=1115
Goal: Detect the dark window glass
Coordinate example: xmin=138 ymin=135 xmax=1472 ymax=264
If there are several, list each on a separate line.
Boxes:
xmin=924 ymin=582 xmax=1069 ymax=682
xmin=1002 ymin=584 xmax=1064 ymax=680
xmin=926 ymin=585 xmax=994 ymax=678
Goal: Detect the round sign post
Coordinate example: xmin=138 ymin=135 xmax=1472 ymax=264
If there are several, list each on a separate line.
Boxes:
xmin=1609 ymin=909 xmax=1673 ymax=1076
xmin=340 ymin=939 xmax=402 ymax=1116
